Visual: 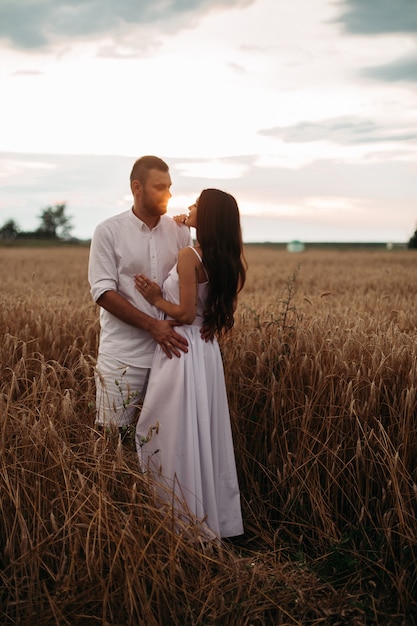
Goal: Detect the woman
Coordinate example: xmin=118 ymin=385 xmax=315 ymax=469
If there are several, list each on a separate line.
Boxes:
xmin=134 ymin=189 xmax=247 ymax=539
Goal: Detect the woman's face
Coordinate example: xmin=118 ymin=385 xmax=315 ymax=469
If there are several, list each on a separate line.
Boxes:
xmin=185 ymin=198 xmax=199 ymax=228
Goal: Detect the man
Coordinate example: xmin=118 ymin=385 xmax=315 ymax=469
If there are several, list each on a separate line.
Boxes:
xmin=88 ymin=155 xmax=192 ymax=430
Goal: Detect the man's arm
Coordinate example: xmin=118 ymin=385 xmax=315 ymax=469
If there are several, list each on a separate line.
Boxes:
xmin=97 ymin=290 xmax=188 ymax=358
xmin=97 ymin=290 xmax=156 ymax=332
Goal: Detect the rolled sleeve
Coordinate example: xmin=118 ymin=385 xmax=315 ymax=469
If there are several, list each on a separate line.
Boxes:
xmin=88 ymin=222 xmax=118 ymax=302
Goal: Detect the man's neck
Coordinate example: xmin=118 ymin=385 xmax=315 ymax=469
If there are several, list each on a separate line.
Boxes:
xmin=132 ymin=205 xmax=160 ymax=230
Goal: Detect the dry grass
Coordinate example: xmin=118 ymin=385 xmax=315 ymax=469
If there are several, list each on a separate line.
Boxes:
xmin=1 ymin=244 xmax=416 ymax=625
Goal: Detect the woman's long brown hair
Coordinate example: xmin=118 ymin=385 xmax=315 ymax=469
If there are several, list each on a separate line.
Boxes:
xmin=196 ymin=189 xmax=247 ymax=334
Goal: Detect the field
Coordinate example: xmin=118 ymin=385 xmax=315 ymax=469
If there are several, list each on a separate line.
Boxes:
xmin=1 ymin=244 xmax=416 ymax=625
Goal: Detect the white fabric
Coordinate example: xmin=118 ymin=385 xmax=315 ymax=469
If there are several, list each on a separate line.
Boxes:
xmin=88 ymin=208 xmax=192 ymax=367
xmin=94 ymin=356 xmax=149 ymax=427
xmin=136 ymin=252 xmax=244 ymax=538
xmin=89 ymin=208 xmax=192 ymax=426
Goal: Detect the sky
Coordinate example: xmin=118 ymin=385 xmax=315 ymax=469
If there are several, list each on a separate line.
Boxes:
xmin=1 ymin=0 xmax=416 ymax=243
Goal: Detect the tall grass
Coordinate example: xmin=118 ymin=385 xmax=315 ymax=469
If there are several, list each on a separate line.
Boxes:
xmin=1 ymin=245 xmax=416 ymax=625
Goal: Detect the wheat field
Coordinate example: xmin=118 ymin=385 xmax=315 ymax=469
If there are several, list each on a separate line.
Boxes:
xmin=1 ymin=244 xmax=416 ymax=625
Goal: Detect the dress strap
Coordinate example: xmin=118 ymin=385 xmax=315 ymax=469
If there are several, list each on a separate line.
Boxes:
xmin=188 ymin=245 xmax=202 ymax=263
xmin=188 ymin=246 xmax=208 ymax=281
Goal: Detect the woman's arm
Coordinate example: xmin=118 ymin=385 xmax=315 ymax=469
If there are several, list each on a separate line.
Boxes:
xmin=135 ymin=247 xmax=198 ymax=324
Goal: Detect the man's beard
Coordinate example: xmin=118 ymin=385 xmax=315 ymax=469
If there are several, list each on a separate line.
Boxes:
xmin=142 ymin=190 xmax=167 ymax=215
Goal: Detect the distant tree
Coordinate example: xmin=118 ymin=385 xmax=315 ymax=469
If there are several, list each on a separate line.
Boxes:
xmin=408 ymin=227 xmax=417 ymax=249
xmin=36 ymin=203 xmax=73 ymax=239
xmin=0 ymin=218 xmax=20 ymax=240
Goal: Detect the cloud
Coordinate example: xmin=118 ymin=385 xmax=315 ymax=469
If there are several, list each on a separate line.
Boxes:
xmin=12 ymin=69 xmax=43 ymax=76
xmin=362 ymin=52 xmax=417 ymax=82
xmin=0 ymin=0 xmax=254 ymax=50
xmin=335 ymin=0 xmax=417 ymax=84
xmin=259 ymin=116 xmax=417 ymax=145
xmin=336 ymin=0 xmax=417 ymax=35
xmin=175 ymin=158 xmax=250 ymax=179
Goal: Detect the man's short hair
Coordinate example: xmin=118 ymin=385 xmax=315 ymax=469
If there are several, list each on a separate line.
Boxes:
xmin=130 ymin=156 xmax=169 ymax=185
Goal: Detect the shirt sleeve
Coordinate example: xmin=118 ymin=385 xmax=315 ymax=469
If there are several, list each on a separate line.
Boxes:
xmin=88 ymin=222 xmax=118 ymax=302
xmin=182 ymin=225 xmax=194 ymax=248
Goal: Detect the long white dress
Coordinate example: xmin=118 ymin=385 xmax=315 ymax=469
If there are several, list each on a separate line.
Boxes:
xmin=135 ymin=247 xmax=243 ymax=539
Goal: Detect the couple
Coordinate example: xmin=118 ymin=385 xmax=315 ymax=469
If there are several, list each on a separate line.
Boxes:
xmin=88 ymin=155 xmax=247 ymax=539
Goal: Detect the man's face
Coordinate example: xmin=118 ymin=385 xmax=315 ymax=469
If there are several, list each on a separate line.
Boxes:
xmin=141 ymin=169 xmax=172 ymax=217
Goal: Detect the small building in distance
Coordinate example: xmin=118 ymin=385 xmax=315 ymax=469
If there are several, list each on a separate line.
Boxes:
xmin=286 ymin=240 xmax=305 ymax=253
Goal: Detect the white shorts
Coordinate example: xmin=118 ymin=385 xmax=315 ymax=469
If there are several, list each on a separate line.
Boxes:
xmin=94 ymin=354 xmax=150 ymax=427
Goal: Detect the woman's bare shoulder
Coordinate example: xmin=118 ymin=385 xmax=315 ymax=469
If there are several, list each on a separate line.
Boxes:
xmin=178 ymin=246 xmax=200 ymax=262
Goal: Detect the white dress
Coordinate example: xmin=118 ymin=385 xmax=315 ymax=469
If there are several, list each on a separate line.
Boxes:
xmin=135 ymin=247 xmax=243 ymax=539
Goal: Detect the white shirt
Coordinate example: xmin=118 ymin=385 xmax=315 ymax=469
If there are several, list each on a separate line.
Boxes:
xmin=88 ymin=208 xmax=192 ymax=367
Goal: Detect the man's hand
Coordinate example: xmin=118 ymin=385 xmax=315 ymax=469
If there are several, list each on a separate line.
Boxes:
xmin=149 ymin=319 xmax=188 ymax=358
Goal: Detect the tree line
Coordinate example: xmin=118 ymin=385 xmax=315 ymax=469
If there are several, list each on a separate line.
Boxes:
xmin=0 ymin=204 xmax=73 ymax=241
xmin=2 ymin=204 xmax=417 ymax=247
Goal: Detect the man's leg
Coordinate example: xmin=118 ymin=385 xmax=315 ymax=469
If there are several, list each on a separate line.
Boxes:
xmin=94 ymin=355 xmax=150 ymax=428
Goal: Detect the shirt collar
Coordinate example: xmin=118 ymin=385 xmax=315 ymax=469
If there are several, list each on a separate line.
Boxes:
xmin=130 ymin=207 xmax=161 ymax=231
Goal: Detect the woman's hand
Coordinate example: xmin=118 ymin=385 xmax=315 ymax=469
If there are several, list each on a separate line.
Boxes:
xmin=200 ymin=323 xmax=215 ymax=343
xmin=173 ymin=214 xmax=188 ymax=227
xmin=134 ymin=274 xmax=162 ymax=305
